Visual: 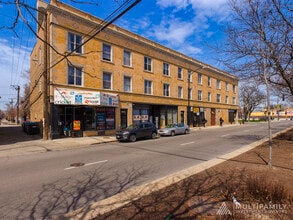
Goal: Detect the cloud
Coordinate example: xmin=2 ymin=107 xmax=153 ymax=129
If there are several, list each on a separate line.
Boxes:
xmin=156 ymin=0 xmax=189 ymax=10
xmin=0 ymin=38 xmax=30 ymax=109
xmin=148 ymin=16 xmax=196 ymax=45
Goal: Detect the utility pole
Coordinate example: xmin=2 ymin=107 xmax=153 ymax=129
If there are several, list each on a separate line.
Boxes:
xmin=43 ymin=11 xmax=49 ymax=140
xmin=11 ymin=85 xmax=20 ymax=124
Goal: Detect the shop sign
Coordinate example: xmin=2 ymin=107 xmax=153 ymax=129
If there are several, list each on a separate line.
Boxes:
xmin=193 ymin=107 xmax=200 ymax=113
xmin=100 ymin=92 xmax=119 ymax=107
xmin=54 ymin=88 xmax=118 ymax=107
xmin=73 ymin=120 xmax=81 ymax=131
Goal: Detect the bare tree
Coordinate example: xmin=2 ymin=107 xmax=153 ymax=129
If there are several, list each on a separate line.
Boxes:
xmin=221 ymin=0 xmax=293 ymax=97
xmin=239 ymin=82 xmax=266 ymax=120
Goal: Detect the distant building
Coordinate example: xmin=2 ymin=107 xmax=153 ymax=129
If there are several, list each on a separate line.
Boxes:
xmin=30 ymin=0 xmax=238 ymax=139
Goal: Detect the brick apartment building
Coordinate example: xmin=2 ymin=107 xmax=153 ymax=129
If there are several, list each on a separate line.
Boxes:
xmin=30 ymin=0 xmax=238 ymax=139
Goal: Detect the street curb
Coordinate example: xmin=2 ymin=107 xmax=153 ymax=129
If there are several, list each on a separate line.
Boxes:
xmin=61 ymin=125 xmax=293 ymax=220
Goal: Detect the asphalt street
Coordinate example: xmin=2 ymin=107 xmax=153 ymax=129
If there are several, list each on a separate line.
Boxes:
xmin=0 ymin=120 xmax=292 ymax=219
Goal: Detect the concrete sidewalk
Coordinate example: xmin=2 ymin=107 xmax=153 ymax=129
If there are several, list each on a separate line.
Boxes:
xmin=0 ymin=121 xmax=117 ymax=158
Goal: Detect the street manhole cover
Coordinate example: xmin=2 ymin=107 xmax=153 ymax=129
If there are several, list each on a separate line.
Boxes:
xmin=70 ymin=162 xmax=85 ymax=167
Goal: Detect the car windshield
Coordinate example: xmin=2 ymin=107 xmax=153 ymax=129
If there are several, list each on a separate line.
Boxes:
xmin=166 ymin=124 xmax=176 ymax=128
xmin=126 ymin=124 xmax=138 ymax=129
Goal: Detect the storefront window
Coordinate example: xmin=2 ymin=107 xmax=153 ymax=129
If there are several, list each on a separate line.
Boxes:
xmin=96 ymin=107 xmax=115 ymax=130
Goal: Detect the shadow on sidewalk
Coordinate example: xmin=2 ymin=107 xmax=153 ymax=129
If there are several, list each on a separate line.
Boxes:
xmin=0 ymin=125 xmax=41 ymax=145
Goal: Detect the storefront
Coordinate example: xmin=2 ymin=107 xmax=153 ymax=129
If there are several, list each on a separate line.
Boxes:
xmin=50 ymin=87 xmax=118 ymax=139
xmin=193 ymin=107 xmax=207 ymax=127
xmin=132 ymin=104 xmax=179 ymax=128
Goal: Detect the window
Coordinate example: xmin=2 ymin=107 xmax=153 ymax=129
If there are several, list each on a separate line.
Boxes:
xmin=163 ymin=63 xmax=170 ymax=76
xmin=68 ymin=32 xmax=82 ymax=53
xmin=123 ymin=50 xmax=132 ymax=66
xmin=232 ymin=97 xmax=236 ymax=105
xmin=102 ymin=43 xmax=112 ymax=61
xmin=103 ymin=72 xmax=112 ymax=89
xmin=198 ymin=73 xmax=202 ymax=84
xmin=208 ymin=76 xmax=211 ymax=87
xmin=225 ymin=96 xmax=229 ymax=104
xmin=124 ymin=76 xmax=131 ymax=92
xmin=178 ymin=86 xmax=183 ymax=98
xmin=178 ymin=67 xmax=183 ymax=79
xmin=198 ymin=90 xmax=202 ymax=101
xmin=144 ymin=56 xmax=152 ymax=72
xmin=216 ymin=94 xmax=221 ymax=103
xmin=188 ymin=88 xmax=192 ymax=100
xmin=226 ymin=82 xmax=229 ymax=91
xmin=208 ymin=92 xmax=211 ymax=102
xmin=216 ymin=79 xmax=221 ymax=89
xmin=188 ymin=70 xmax=192 ymax=82
xmin=163 ymin=83 xmax=170 ymax=96
xmin=68 ymin=65 xmax=82 ymax=85
xmin=144 ymin=80 xmax=152 ymax=94
xmin=232 ymin=85 xmax=236 ymax=93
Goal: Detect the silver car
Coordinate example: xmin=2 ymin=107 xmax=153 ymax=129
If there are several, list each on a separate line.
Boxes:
xmin=158 ymin=123 xmax=190 ymax=136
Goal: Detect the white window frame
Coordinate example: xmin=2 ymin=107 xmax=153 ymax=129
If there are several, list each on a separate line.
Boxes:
xmin=178 ymin=86 xmax=183 ymax=98
xmin=102 ymin=43 xmax=112 ymax=62
xmin=226 ymin=82 xmax=229 ymax=91
xmin=103 ymin=71 xmax=112 ymax=89
xmin=208 ymin=76 xmax=211 ymax=87
xmin=144 ymin=80 xmax=153 ymax=95
xmin=216 ymin=94 xmax=221 ymax=103
xmin=208 ymin=92 xmax=211 ymax=102
xmin=178 ymin=67 xmax=183 ymax=79
xmin=163 ymin=63 xmax=170 ymax=76
xmin=123 ymin=50 xmax=132 ymax=67
xmin=188 ymin=70 xmax=192 ymax=82
xmin=68 ymin=65 xmax=83 ymax=86
xmin=163 ymin=83 xmax=170 ymax=97
xmin=216 ymin=79 xmax=221 ymax=89
xmin=68 ymin=32 xmax=83 ymax=53
xmin=144 ymin=56 xmax=152 ymax=72
xmin=198 ymin=90 xmax=202 ymax=101
xmin=123 ymin=76 xmax=132 ymax=92
xmin=198 ymin=73 xmax=202 ymax=84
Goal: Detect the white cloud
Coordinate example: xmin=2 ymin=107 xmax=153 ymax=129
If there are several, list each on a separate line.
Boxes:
xmin=149 ymin=17 xmax=196 ymax=45
xmin=156 ymin=0 xmax=189 ymax=10
xmin=0 ymin=38 xmax=30 ymax=109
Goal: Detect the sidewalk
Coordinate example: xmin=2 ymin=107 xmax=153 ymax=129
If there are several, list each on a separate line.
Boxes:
xmin=0 ymin=121 xmax=117 ymax=158
xmin=0 ymin=120 xmax=245 ymax=158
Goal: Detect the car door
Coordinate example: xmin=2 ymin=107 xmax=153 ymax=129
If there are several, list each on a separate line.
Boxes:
xmin=136 ymin=123 xmax=145 ymax=138
xmin=176 ymin=123 xmax=185 ymax=134
xmin=144 ymin=123 xmax=153 ymax=137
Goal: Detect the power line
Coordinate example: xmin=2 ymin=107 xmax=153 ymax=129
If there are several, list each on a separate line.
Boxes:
xmin=22 ymin=0 xmax=141 ymax=105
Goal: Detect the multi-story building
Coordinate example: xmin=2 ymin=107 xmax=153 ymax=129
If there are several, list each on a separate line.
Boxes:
xmin=30 ymin=0 xmax=238 ymax=139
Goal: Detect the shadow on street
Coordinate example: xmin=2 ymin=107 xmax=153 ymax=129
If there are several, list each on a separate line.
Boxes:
xmin=0 ymin=124 xmax=41 ymax=145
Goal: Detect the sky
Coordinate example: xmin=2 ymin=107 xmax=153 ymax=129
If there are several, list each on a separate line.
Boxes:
xmin=0 ymin=0 xmax=231 ymax=110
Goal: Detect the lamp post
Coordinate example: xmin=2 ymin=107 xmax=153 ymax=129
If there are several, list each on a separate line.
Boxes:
xmin=187 ymin=66 xmax=204 ymax=126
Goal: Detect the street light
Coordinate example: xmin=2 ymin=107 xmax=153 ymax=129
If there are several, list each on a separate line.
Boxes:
xmin=187 ymin=66 xmax=204 ymax=126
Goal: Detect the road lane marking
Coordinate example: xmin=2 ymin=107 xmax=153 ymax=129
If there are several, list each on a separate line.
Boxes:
xmin=180 ymin=142 xmax=194 ymax=146
xmin=64 ymin=160 xmax=108 ymax=170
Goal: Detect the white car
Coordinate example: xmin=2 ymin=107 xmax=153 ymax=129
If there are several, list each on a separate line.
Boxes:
xmin=158 ymin=123 xmax=190 ymax=136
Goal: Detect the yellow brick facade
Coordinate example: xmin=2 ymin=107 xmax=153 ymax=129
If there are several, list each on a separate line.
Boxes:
xmin=30 ymin=0 xmax=238 ymax=138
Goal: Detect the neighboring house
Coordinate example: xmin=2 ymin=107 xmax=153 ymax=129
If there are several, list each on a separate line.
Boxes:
xmin=30 ymin=0 xmax=238 ymax=139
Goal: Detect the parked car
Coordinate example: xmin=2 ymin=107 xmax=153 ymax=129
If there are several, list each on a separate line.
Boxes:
xmin=158 ymin=123 xmax=190 ymax=136
xmin=116 ymin=122 xmax=158 ymax=142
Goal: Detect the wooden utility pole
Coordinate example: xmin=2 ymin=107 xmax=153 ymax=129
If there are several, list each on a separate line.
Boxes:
xmin=11 ymin=85 xmax=20 ymax=124
xmin=43 ymin=11 xmax=49 ymax=140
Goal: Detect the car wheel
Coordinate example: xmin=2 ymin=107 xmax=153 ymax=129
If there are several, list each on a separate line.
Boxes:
xmin=184 ymin=129 xmax=188 ymax=134
xmin=151 ymin=132 xmax=157 ymax=139
xmin=129 ymin=134 xmax=136 ymax=142
xmin=171 ymin=131 xmax=175 ymax=136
